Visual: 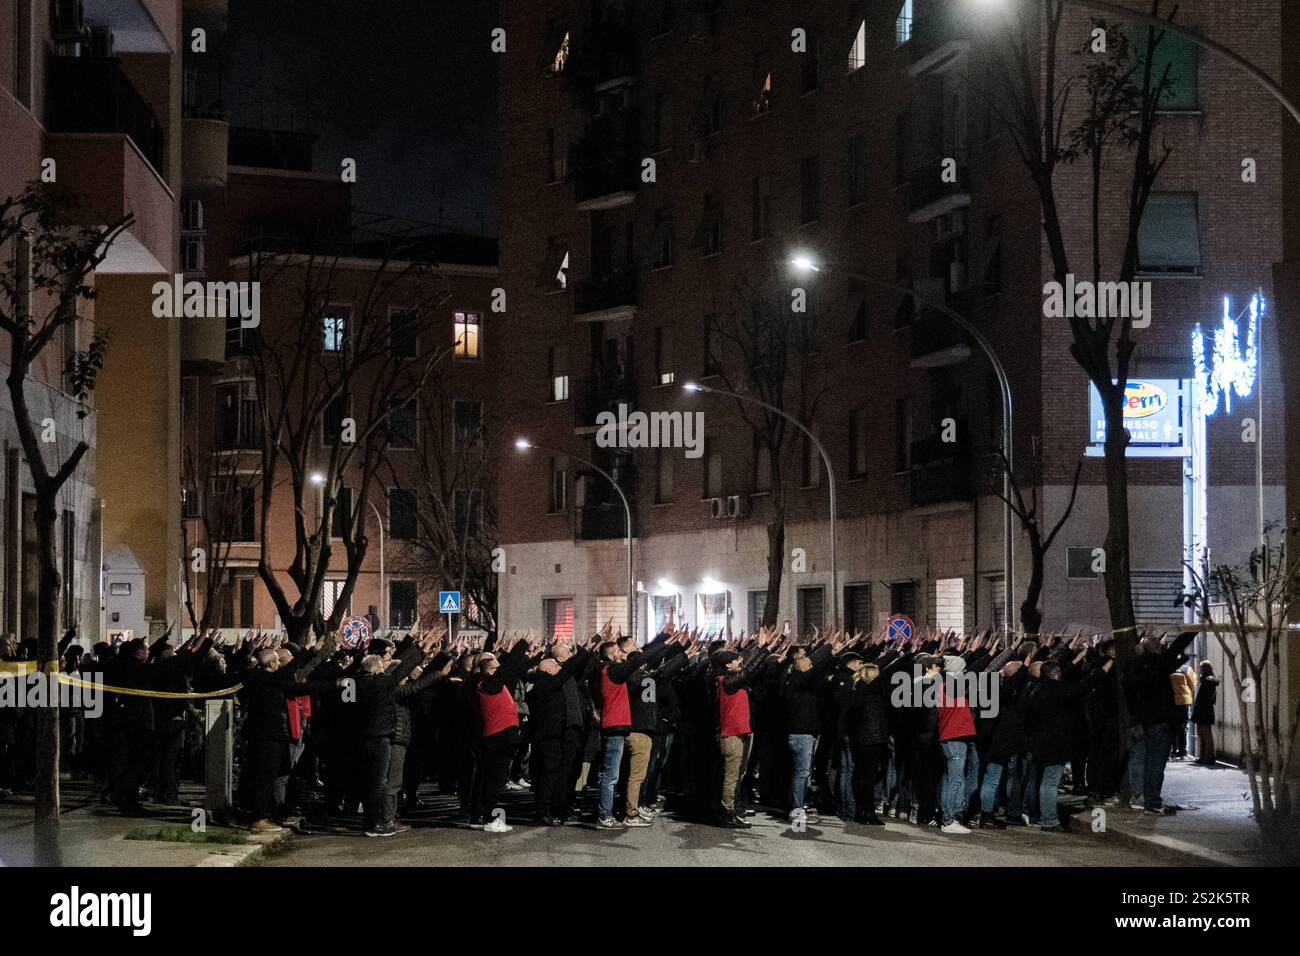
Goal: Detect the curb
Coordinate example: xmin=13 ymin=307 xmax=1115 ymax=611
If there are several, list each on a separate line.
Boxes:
xmin=196 ymin=826 xmax=289 ymax=867
xmin=1064 ymin=809 xmax=1240 ymax=867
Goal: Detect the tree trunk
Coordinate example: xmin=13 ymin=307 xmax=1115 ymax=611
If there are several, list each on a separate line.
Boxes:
xmin=762 ymin=511 xmax=785 ymax=629
xmin=1020 ymin=539 xmax=1045 ymax=637
xmin=1100 ymin=391 xmax=1138 ymax=799
xmin=33 ymin=486 xmax=63 ymax=865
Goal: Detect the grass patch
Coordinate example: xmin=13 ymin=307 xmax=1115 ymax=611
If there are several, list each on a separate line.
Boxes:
xmin=125 ymin=823 xmax=251 ymax=845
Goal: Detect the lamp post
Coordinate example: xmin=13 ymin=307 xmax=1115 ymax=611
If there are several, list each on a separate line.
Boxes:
xmin=515 ymin=438 xmax=636 ymax=639
xmin=311 ymin=471 xmax=385 ymax=627
xmin=682 ymin=380 xmax=840 ymax=629
xmin=789 ymin=256 xmax=1016 ymax=636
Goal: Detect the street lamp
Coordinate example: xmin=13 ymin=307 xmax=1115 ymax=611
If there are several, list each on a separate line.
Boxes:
xmin=311 ymin=471 xmax=386 ymax=628
xmin=515 ymin=438 xmax=636 ymax=639
xmin=683 ymin=380 xmax=841 ymax=629
xmin=789 ymin=255 xmax=1016 ymax=636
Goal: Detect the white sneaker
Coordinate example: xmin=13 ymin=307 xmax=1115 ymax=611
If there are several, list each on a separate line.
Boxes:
xmin=483 ymin=817 xmax=513 ymax=833
xmin=941 ymin=821 xmax=971 ymax=835
xmin=637 ymin=807 xmax=654 ymax=822
xmin=504 ymin=780 xmax=526 ymax=792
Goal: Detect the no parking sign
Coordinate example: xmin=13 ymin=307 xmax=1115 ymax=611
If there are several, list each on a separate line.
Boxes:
xmin=886 ymin=614 xmax=914 ymax=642
xmin=341 ymin=616 xmax=372 ymax=649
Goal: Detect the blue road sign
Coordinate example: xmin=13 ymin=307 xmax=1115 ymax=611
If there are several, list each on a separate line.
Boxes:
xmin=439 ymin=591 xmax=462 ymax=614
xmin=886 ymin=614 xmax=914 ymax=642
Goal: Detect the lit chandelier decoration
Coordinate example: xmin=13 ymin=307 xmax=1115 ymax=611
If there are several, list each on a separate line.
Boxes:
xmin=1191 ymin=293 xmax=1262 ymax=417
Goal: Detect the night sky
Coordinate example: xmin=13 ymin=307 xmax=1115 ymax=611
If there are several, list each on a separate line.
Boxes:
xmin=224 ymin=0 xmax=499 ymax=236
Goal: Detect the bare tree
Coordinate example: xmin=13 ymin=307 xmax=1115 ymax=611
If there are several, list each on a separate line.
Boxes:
xmin=0 ymin=185 xmax=130 ymax=854
xmin=180 ymin=442 xmax=255 ymax=635
xmin=990 ymin=439 xmax=1083 ymax=635
xmin=240 ymin=247 xmax=449 ymax=643
xmin=401 ymin=373 xmax=501 ymax=634
xmin=711 ymin=262 xmax=829 ymax=627
xmin=1182 ymin=531 xmax=1300 ymax=849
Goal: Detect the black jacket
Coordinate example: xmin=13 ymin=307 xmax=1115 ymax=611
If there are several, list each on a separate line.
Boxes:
xmin=1192 ymin=675 xmax=1219 ymax=724
xmin=844 ymin=676 xmax=890 ymax=745
xmin=1024 ymin=669 xmax=1106 ymax=764
xmin=239 ymin=646 xmax=325 ymax=743
xmin=781 ymin=645 xmax=835 ymax=735
xmin=354 ymin=642 xmax=426 ymax=739
xmin=527 ymin=667 xmax=578 ymax=740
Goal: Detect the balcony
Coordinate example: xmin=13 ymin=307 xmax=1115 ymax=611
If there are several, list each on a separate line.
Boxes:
xmin=577 ymin=457 xmax=637 ymax=541
xmin=571 ymin=111 xmax=639 ymax=210
xmin=570 ymin=22 xmax=637 ymax=89
xmin=579 ymin=501 xmax=635 ymax=541
xmin=910 ymin=430 xmax=972 ymax=508
xmin=48 ymin=57 xmax=165 ymax=173
xmin=907 ymin=8 xmax=972 ymax=77
xmin=573 ymin=271 xmax=637 ymax=322
xmin=573 ymin=376 xmax=636 ymax=435
xmin=907 ymin=155 xmax=972 ymax=223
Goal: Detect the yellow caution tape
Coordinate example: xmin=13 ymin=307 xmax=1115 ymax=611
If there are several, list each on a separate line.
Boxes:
xmin=1 ymin=665 xmax=242 ymax=699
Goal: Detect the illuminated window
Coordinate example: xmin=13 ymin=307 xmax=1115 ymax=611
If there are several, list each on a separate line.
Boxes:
xmin=322 ymin=312 xmax=347 ymax=352
xmin=895 ymin=1 xmax=913 ymax=48
xmin=552 ymin=31 xmax=571 ymax=73
xmin=453 ymin=311 xmax=481 ymax=358
xmin=848 ymin=20 xmax=866 ymax=72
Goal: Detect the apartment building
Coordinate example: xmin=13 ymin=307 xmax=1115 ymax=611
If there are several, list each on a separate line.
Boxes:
xmin=178 ymin=120 xmax=500 ymax=634
xmin=495 ymin=0 xmax=1287 ymax=641
xmin=2 ymin=0 xmax=183 ymax=641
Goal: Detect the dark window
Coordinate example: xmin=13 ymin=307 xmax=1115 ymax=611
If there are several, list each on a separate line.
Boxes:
xmin=387 ymin=398 xmax=417 ymax=448
xmin=703 ymin=441 xmax=723 ymax=498
xmin=1138 ymin=192 xmax=1201 ymax=274
xmin=389 ymin=580 xmax=417 ymax=629
xmin=797 ymin=586 xmax=825 ymax=638
xmin=848 ymin=278 xmax=868 ymax=341
xmin=652 ymin=208 xmax=674 ymax=268
xmin=845 ymin=583 xmax=872 ymax=634
xmin=653 ymin=90 xmax=674 ymax=151
xmin=800 ymin=155 xmax=821 ymax=224
xmin=1138 ymin=28 xmax=1199 ymax=111
xmin=1067 ymin=547 xmax=1102 ymax=580
xmin=215 ymin=382 xmax=259 ymax=450
xmin=895 ymin=398 xmax=913 ymax=472
xmin=655 ymin=326 xmax=674 ymax=385
xmin=547 ymin=126 xmax=568 ymax=182
xmin=388 ymin=489 xmax=418 ymax=540
xmin=890 ymin=581 xmax=918 ymax=618
xmin=454 ymin=399 xmax=483 ymax=448
xmin=704 ymin=313 xmax=722 ymax=375
xmin=752 ymin=50 xmax=772 ymax=115
xmin=234 ymin=486 xmax=256 ymax=542
xmin=693 ymin=192 xmax=723 ymax=257
xmin=751 ymin=175 xmax=772 ymax=241
xmin=549 ymin=459 xmax=567 ymax=513
xmin=238 ymin=578 xmax=255 ymax=629
xmin=846 ymin=134 xmax=868 ymax=206
xmin=389 ymin=309 xmax=418 ymax=358
xmin=655 ymin=448 xmax=674 ymax=504
xmin=331 ymin=485 xmax=353 ymax=539
xmin=800 ymin=29 xmax=820 ymax=94
xmin=323 ymin=394 xmax=348 ymax=446
xmin=849 ymin=409 xmax=868 ymax=478
xmin=748 ymin=590 xmax=769 ymax=629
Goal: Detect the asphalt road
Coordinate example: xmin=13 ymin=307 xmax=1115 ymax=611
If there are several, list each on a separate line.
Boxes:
xmin=264 ymin=793 xmax=1175 ymax=867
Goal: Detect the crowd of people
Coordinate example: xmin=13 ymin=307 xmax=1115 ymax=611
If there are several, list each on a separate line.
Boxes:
xmin=2 ymin=612 xmax=1219 ymax=840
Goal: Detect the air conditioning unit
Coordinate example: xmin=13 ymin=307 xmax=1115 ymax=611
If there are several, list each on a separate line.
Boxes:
xmin=708 ymin=497 xmax=725 ymax=519
xmin=53 ymin=0 xmax=85 ymax=38
xmin=726 ymin=494 xmax=750 ymax=519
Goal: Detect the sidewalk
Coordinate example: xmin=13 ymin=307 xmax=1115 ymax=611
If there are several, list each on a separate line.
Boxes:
xmin=0 ymin=782 xmax=287 ymax=867
xmin=1065 ymin=760 xmax=1296 ymax=866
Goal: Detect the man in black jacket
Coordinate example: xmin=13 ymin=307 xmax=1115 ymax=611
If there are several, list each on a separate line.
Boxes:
xmin=528 ymin=640 xmax=592 ymax=824
xmin=1025 ymin=656 xmax=1113 ymax=831
xmin=355 ymin=631 xmax=440 ymax=837
xmin=237 ymin=634 xmax=329 ymax=831
xmin=1128 ymin=632 xmax=1195 ymax=814
xmin=781 ymin=643 xmax=834 ymax=821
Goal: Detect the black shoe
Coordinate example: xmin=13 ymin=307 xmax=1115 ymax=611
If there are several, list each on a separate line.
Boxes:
xmin=980 ymin=812 xmax=1006 ymax=830
xmin=863 ymin=813 xmax=885 ymax=826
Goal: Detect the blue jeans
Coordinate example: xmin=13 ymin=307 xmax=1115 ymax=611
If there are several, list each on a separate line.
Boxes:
xmin=835 ymin=739 xmax=856 ymax=818
xmin=980 ymin=762 xmax=1005 ymax=815
xmin=787 ymin=734 xmax=816 ymax=810
xmin=940 ymin=740 xmax=979 ymax=825
xmin=1127 ymin=725 xmax=1147 ymax=804
xmin=1023 ymin=756 xmax=1040 ymax=822
xmin=1039 ymin=763 xmax=1065 ymax=828
xmin=1142 ymin=723 xmax=1172 ymax=809
xmin=597 ymin=733 xmax=626 ymax=821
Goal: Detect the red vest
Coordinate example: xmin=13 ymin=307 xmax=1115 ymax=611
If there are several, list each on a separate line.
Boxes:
xmin=599 ymin=667 xmax=631 ymax=730
xmin=479 ymin=686 xmax=519 ymax=737
xmin=717 ymin=677 xmax=751 ymax=737
xmin=938 ymin=685 xmax=976 ymax=741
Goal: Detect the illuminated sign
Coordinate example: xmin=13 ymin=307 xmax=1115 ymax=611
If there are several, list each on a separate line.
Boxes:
xmin=1089 ymin=379 xmax=1185 ymax=448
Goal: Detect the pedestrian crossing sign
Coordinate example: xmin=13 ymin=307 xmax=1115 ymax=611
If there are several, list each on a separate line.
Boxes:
xmin=439 ymin=591 xmax=461 ymax=614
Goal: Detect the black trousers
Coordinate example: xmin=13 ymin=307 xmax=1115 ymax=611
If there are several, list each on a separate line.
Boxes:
xmin=245 ymin=739 xmax=287 ymax=821
xmin=850 ymin=742 xmax=886 ymax=818
xmin=154 ymin=723 xmax=185 ymax=805
xmin=386 ymin=740 xmax=407 ymax=825
xmin=530 ymin=727 xmax=582 ymax=818
xmin=470 ymin=727 xmax=519 ymax=822
xmin=910 ymin=734 xmax=939 ymax=824
xmin=362 ymin=736 xmax=392 ymax=830
xmin=111 ymin=727 xmax=155 ymax=809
